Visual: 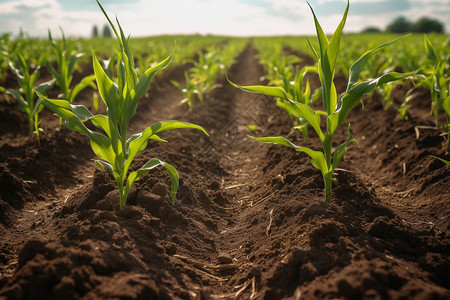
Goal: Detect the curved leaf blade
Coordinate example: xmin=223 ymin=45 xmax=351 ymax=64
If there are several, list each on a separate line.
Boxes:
xmin=124 ymin=120 xmax=208 ymax=174
xmin=248 ymin=135 xmax=328 ymax=175
xmin=226 ymin=74 xmax=289 ymax=100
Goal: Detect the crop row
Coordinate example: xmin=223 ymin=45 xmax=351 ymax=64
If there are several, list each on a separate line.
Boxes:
xmin=0 ymin=0 xmax=448 ymax=207
xmin=251 ymin=30 xmax=449 ymax=151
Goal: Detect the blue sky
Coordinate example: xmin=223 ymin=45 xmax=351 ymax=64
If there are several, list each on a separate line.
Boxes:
xmin=0 ymin=0 xmax=449 ymax=38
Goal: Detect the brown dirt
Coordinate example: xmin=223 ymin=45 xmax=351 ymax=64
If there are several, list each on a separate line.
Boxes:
xmin=0 ymin=43 xmax=449 ymax=299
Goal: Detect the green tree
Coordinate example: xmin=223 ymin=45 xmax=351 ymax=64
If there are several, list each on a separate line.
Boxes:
xmin=386 ymin=17 xmax=412 ymax=33
xmin=102 ymin=24 xmax=112 ymax=38
xmin=92 ymin=25 xmax=99 ymax=38
xmin=361 ymin=26 xmax=381 ymax=33
xmin=412 ymin=17 xmax=444 ymax=33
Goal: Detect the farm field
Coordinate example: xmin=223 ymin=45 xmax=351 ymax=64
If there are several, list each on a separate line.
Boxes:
xmin=0 ymin=16 xmax=449 ymax=300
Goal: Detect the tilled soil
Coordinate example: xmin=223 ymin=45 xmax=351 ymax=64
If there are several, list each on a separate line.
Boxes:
xmin=0 ymin=43 xmax=449 ymax=299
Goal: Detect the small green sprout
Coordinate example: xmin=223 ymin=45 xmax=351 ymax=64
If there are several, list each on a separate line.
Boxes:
xmin=247 ymin=124 xmax=260 ymax=132
xmin=429 ymin=155 xmax=450 ymax=165
xmin=171 ymin=71 xmax=200 ymax=109
xmin=47 ymin=28 xmax=96 ymax=104
xmin=1 ymin=47 xmax=55 ymax=147
xmin=423 ymin=35 xmax=449 ymax=149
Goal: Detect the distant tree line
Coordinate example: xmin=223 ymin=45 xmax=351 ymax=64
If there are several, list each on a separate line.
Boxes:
xmin=92 ymin=25 xmax=112 ymax=38
xmin=362 ymin=16 xmax=444 ymax=34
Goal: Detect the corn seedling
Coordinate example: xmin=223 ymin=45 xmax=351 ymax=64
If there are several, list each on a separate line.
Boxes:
xmin=47 ymin=28 xmax=96 ymax=106
xmin=397 ymin=88 xmax=416 ymax=120
xmin=192 ymin=49 xmax=222 ymax=92
xmin=0 ymin=34 xmax=11 ymax=82
xmin=423 ymin=35 xmax=450 ymax=149
xmin=429 ymin=155 xmax=450 ymax=165
xmin=171 ymin=71 xmax=201 ymax=108
xmin=228 ymin=1 xmax=413 ymax=202
xmin=171 ymin=50 xmax=218 ymax=108
xmin=37 ymin=0 xmax=208 ymax=208
xmin=172 ymin=40 xmax=244 ymax=109
xmin=257 ymin=44 xmax=301 ymax=85
xmin=0 ymin=47 xmax=55 ymax=147
xmin=276 ymin=65 xmax=321 ymax=142
xmin=255 ymin=41 xmax=321 ymax=142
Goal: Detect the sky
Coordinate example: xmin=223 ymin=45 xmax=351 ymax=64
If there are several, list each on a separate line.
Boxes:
xmin=0 ymin=0 xmax=449 ymax=39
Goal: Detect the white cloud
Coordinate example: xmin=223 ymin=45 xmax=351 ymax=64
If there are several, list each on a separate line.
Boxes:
xmin=0 ymin=0 xmax=56 ymax=14
xmin=0 ymin=0 xmax=448 ymax=37
xmin=0 ymin=0 xmax=102 ymax=38
xmin=97 ymin=0 xmax=313 ymax=37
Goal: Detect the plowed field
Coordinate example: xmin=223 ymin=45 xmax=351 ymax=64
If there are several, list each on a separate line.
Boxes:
xmin=0 ymin=44 xmax=449 ymax=299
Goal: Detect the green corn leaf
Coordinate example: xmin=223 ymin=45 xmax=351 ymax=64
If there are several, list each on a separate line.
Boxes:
xmin=123 ymin=51 xmax=174 ymax=126
xmin=91 ymin=114 xmax=123 ymax=159
xmin=307 ymin=2 xmax=329 ymax=58
xmin=69 ymin=74 xmax=96 ymax=102
xmin=96 ymin=0 xmax=120 ymax=42
xmin=171 ymin=80 xmax=181 ymax=90
xmin=126 ymin=158 xmax=179 ymax=203
xmin=327 ymin=1 xmax=348 ymax=74
xmin=304 ymin=79 xmax=311 ymax=103
xmin=89 ymin=131 xmax=115 ymax=165
xmin=35 ymin=78 xmax=56 ymax=95
xmin=331 ymin=124 xmax=359 ymax=172
xmin=67 ymin=53 xmax=81 ymax=77
xmin=276 ymin=100 xmax=293 ymax=117
xmin=134 ymin=51 xmax=174 ymax=101
xmin=92 ymin=50 xmax=120 ymax=121
xmin=308 ymin=1 xmax=347 ymax=115
xmin=36 ymin=92 xmax=116 ymax=165
xmin=124 ymin=120 xmax=208 ymax=173
xmin=424 ymin=35 xmax=438 ymax=66
xmin=46 ymin=61 xmax=59 ymax=81
xmin=248 ymin=135 xmax=328 ymax=176
xmin=127 ymin=132 xmax=167 ymax=145
xmin=162 ymin=161 xmax=179 ymax=203
xmin=428 ymin=155 xmax=450 ymax=165
xmin=15 ymin=50 xmax=29 ymax=78
xmin=347 ymin=36 xmax=409 ymax=90
xmin=36 ymin=92 xmax=91 ymax=136
xmin=443 ymin=96 xmax=450 ymax=116
xmin=227 ymin=74 xmax=289 ymax=100
xmin=329 ymin=80 xmax=337 ymax=114
xmin=96 ymin=0 xmax=137 ymax=91
xmin=95 ymin=160 xmax=115 ymax=177
xmin=91 ymin=114 xmax=113 ymax=137
xmin=71 ymin=104 xmax=95 ymax=121
xmin=285 ymin=102 xmax=324 ymax=141
xmin=331 ymin=71 xmax=414 ymax=131
xmin=38 ymin=97 xmax=94 ymax=122
xmin=228 ymin=73 xmax=324 ymax=141
xmin=118 ymin=27 xmax=138 ymax=90
xmin=5 ymin=89 xmax=28 ymax=113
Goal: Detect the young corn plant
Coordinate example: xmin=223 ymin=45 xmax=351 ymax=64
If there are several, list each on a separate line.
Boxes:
xmin=0 ymin=48 xmax=55 ymax=146
xmin=190 ymin=49 xmax=222 ymax=95
xmin=47 ymin=28 xmax=96 ymax=106
xmin=429 ymin=155 xmax=450 ymax=165
xmin=276 ymin=65 xmax=321 ymax=142
xmin=255 ymin=41 xmax=321 ymax=142
xmin=171 ymin=71 xmax=200 ymax=109
xmin=172 ymin=49 xmax=221 ymax=108
xmin=37 ymin=0 xmax=208 ymax=208
xmin=228 ymin=1 xmax=413 ymax=202
xmin=423 ymin=35 xmax=450 ymax=150
xmin=0 ymin=34 xmax=11 ymax=82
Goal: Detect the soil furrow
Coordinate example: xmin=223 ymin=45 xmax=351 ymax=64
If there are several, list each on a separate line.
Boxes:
xmin=0 ymin=41 xmax=448 ymax=299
